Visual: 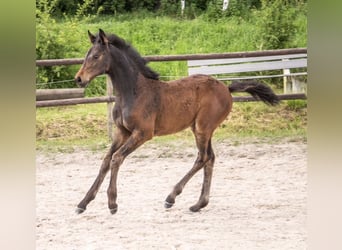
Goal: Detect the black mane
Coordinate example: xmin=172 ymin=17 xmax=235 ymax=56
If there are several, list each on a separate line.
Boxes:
xmin=106 ymin=33 xmax=159 ymax=80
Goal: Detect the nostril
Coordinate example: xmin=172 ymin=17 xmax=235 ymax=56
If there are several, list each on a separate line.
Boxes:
xmin=75 ymin=76 xmax=82 ymax=83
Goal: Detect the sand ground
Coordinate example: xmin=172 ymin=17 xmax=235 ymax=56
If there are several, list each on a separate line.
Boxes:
xmin=36 ymin=138 xmax=307 ymax=249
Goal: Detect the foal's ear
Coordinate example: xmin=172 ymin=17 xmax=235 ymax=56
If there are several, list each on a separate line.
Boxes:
xmin=88 ymin=30 xmax=96 ymax=44
xmin=98 ymin=29 xmax=109 ymax=45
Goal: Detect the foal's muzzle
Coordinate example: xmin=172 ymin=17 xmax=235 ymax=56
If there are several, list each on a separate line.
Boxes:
xmin=75 ymin=76 xmax=88 ymax=88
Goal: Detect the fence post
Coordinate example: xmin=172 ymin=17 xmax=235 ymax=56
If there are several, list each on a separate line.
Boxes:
xmin=282 ymin=58 xmax=291 ymax=93
xmin=106 ymin=76 xmax=114 ymax=141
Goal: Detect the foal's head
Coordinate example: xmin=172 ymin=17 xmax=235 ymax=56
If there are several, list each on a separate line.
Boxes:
xmin=75 ymin=29 xmax=159 ymax=88
xmin=75 ymin=29 xmax=112 ymax=87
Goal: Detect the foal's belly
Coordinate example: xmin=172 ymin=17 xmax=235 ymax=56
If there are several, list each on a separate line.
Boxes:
xmin=153 ymin=98 xmax=198 ymax=136
xmin=154 ymin=119 xmax=193 ymax=136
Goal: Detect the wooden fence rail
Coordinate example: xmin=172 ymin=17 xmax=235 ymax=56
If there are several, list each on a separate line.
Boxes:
xmin=36 ymin=48 xmax=307 ymax=108
xmin=36 ymin=88 xmax=85 ymax=101
xmin=36 ymin=48 xmax=307 ymax=140
xmin=36 ymin=93 xmax=306 ymax=108
xmin=36 ymin=48 xmax=307 ymax=66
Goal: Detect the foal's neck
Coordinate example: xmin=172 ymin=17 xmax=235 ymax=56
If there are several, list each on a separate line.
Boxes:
xmin=107 ymin=54 xmax=139 ymax=106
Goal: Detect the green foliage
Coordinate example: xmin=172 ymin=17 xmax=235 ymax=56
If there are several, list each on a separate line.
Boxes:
xmin=158 ymin=0 xmax=204 ymax=18
xmin=35 ymin=1 xmax=307 ymax=95
xmin=285 ymin=100 xmax=307 ymax=111
xmin=36 ymin=16 xmax=83 ymax=89
xmin=36 ymin=0 xmax=162 ymax=17
xmin=36 ymin=0 xmax=70 ymax=88
xmin=76 ymin=0 xmax=98 ymax=17
xmin=35 ymin=0 xmax=264 ymax=19
xmin=205 ymin=0 xmax=228 ymax=21
xmin=255 ymin=0 xmax=307 ymax=49
xmin=205 ymin=0 xmax=261 ymax=21
xmin=36 ymin=0 xmax=77 ymax=17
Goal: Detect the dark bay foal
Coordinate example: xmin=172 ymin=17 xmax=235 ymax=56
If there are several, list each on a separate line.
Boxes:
xmin=74 ymin=29 xmax=279 ymax=214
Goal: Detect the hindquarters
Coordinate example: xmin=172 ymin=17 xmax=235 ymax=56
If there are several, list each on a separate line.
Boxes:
xmin=196 ymin=77 xmax=232 ymax=135
xmin=163 ymin=75 xmax=231 ymax=212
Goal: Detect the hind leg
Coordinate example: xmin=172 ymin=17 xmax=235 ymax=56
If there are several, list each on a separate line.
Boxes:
xmin=189 ymin=139 xmax=215 ymax=212
xmin=76 ymin=127 xmax=130 ymax=214
xmin=165 ymin=130 xmax=213 ymax=211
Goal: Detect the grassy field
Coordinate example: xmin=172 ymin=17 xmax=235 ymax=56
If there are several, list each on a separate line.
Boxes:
xmin=36 ymin=99 xmax=307 ymax=152
xmin=36 ymin=11 xmax=307 ymax=151
xmin=36 ymin=11 xmax=307 ymax=94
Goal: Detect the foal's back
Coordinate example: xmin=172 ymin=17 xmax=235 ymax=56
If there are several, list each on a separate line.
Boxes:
xmin=153 ymin=74 xmax=232 ymax=136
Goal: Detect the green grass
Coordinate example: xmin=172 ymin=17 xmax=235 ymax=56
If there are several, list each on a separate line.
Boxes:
xmin=36 ymin=100 xmax=307 ymax=152
xmin=36 ymin=11 xmax=307 ymax=94
xmin=67 ymin=15 xmax=259 ymax=80
xmin=36 ymin=103 xmax=109 ymax=151
xmin=36 ymin=11 xmax=307 ymax=152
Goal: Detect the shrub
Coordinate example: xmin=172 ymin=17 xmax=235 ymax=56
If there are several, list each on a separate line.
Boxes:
xmin=256 ymin=0 xmax=297 ymax=49
xmin=35 ymin=2 xmax=307 ymax=96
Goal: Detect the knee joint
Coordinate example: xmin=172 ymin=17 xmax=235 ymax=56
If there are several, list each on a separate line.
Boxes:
xmin=110 ymin=155 xmax=124 ymax=168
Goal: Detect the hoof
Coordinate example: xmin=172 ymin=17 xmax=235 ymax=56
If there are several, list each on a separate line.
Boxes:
xmin=164 ymin=201 xmax=174 ymax=209
xmin=189 ymin=205 xmax=201 ymax=212
xmin=109 ymin=207 xmax=118 ymax=214
xmin=75 ymin=207 xmax=86 ymax=214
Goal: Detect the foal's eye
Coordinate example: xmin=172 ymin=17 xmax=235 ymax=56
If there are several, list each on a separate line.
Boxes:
xmin=93 ymin=54 xmax=99 ymax=59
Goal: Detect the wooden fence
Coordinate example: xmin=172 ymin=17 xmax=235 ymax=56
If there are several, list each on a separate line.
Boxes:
xmin=36 ymin=48 xmax=307 ymax=139
xmin=36 ymin=48 xmax=307 ymax=66
xmin=36 ymin=48 xmax=307 ymax=107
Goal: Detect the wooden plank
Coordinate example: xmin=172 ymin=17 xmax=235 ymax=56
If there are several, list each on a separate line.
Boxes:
xmin=36 ymin=96 xmax=116 ymax=107
xmin=36 ymin=88 xmax=85 ymax=101
xmin=36 ymin=48 xmax=307 ymax=66
xmin=218 ymin=72 xmax=307 ymax=81
xmin=233 ymin=93 xmax=306 ymax=102
xmin=36 ymin=58 xmax=84 ymax=66
xmin=36 ymin=93 xmax=306 ymax=108
xmin=188 ymin=54 xmax=307 ymax=67
xmin=188 ymin=58 xmax=307 ymax=76
xmin=144 ymin=48 xmax=307 ymax=62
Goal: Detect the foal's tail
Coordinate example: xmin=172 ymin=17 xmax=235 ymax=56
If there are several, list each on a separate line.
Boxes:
xmin=228 ymin=80 xmax=280 ymax=106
